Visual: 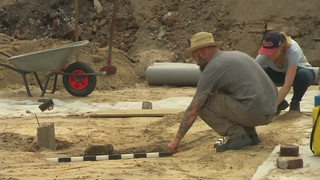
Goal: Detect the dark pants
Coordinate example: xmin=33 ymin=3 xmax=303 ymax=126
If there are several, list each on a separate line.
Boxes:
xmin=263 ymin=67 xmax=315 ymax=101
xmin=199 ymin=91 xmax=273 ymax=139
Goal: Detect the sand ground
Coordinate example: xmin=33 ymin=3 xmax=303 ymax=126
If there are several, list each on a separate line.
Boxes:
xmin=0 ymin=85 xmax=318 ymax=180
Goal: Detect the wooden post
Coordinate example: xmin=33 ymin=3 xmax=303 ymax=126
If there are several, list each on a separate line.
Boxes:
xmin=74 ymin=0 xmax=79 ymax=42
xmin=37 ymin=122 xmax=56 ymax=150
xmin=74 ymin=0 xmax=79 ymax=61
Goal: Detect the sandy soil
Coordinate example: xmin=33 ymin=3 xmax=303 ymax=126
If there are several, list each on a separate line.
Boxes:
xmin=0 ymin=85 xmax=314 ymax=180
xmin=0 ymin=0 xmax=319 ymax=179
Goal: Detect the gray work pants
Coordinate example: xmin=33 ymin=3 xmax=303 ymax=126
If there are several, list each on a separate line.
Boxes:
xmin=199 ymin=91 xmax=274 ymax=139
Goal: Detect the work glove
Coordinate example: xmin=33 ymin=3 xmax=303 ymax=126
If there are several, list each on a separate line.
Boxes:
xmin=276 ymin=100 xmax=289 ymax=115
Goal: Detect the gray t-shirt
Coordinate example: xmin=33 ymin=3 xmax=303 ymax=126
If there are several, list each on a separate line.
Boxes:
xmin=195 ymin=50 xmax=278 ymax=115
xmin=255 ymin=39 xmax=312 ymax=72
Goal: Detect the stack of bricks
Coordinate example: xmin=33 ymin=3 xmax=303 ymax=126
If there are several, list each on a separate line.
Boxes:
xmin=277 ymin=144 xmax=303 ymax=170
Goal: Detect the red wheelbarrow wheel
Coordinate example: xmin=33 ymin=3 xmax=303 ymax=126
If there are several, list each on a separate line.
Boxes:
xmin=62 ymin=61 xmax=97 ymax=96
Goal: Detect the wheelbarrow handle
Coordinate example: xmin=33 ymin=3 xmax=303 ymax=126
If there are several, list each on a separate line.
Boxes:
xmin=0 ymin=51 xmax=12 ymax=58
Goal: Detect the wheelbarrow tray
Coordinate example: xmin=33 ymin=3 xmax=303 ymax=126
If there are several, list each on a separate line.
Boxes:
xmin=8 ymin=40 xmax=89 ymax=72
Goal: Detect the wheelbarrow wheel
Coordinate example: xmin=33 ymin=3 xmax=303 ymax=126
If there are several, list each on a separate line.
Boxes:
xmin=63 ymin=61 xmax=97 ymax=97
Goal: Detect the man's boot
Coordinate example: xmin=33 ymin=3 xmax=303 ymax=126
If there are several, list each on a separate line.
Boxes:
xmin=243 ymin=127 xmax=260 ymax=145
xmin=290 ymin=100 xmax=300 ymax=112
xmin=216 ymin=134 xmax=252 ymax=152
xmin=276 ymin=100 xmax=289 ymax=115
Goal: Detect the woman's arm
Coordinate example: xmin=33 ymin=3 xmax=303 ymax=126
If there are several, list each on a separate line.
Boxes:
xmin=277 ymin=65 xmax=297 ymax=105
xmin=255 ymin=54 xmax=267 ymax=66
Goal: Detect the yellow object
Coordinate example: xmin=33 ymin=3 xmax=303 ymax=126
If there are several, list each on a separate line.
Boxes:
xmin=311 ymin=106 xmax=320 ymax=155
xmin=312 ymin=106 xmax=320 ymax=122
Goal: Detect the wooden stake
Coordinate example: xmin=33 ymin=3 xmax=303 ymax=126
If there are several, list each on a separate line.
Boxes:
xmin=142 ymin=101 xmax=153 ymax=109
xmin=74 ymin=0 xmax=79 ymax=42
xmin=37 ymin=122 xmax=56 ymax=150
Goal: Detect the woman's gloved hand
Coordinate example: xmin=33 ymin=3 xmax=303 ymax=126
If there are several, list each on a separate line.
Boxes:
xmin=276 ymin=100 xmax=289 ymax=115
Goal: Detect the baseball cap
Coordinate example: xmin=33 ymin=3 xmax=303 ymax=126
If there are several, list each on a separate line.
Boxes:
xmin=258 ymin=31 xmax=283 ymax=56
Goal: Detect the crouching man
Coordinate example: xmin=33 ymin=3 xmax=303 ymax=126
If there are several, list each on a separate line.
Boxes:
xmin=167 ymin=32 xmax=278 ymax=153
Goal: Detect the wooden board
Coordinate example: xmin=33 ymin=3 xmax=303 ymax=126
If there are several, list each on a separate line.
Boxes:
xmin=89 ymin=109 xmax=184 ymax=118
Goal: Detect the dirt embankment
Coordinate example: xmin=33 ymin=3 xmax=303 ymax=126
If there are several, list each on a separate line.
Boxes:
xmin=1 ymin=0 xmax=320 ymax=91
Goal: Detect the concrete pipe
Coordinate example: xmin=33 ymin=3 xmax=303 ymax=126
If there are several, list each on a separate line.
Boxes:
xmin=145 ymin=63 xmax=320 ymax=86
xmin=145 ymin=63 xmax=201 ymax=86
xmin=311 ymin=67 xmax=319 ymax=85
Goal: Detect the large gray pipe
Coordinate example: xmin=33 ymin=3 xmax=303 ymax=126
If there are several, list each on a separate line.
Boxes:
xmin=311 ymin=67 xmax=319 ymax=85
xmin=146 ymin=63 xmax=319 ymax=86
xmin=145 ymin=63 xmax=201 ymax=86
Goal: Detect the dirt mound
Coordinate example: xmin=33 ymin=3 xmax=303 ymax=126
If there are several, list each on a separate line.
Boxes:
xmin=0 ymin=33 xmax=139 ymax=91
xmin=1 ymin=0 xmax=320 ymax=92
xmin=2 ymin=0 xmax=320 ymax=58
xmin=0 ymin=0 xmax=137 ymax=51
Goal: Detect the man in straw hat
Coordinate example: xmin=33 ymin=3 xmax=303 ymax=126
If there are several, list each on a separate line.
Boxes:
xmin=167 ymin=32 xmax=278 ymax=153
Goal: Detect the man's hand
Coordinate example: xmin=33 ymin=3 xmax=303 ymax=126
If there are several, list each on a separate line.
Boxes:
xmin=167 ymin=94 xmax=206 ymax=154
xmin=167 ymin=140 xmax=179 ymax=154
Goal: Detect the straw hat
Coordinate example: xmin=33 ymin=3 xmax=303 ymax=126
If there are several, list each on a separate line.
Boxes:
xmin=185 ymin=32 xmax=221 ymax=58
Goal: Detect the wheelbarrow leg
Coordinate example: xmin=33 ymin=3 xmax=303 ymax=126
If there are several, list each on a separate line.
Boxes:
xmin=41 ymin=72 xmax=56 ymax=97
xmin=51 ymin=74 xmax=58 ymax=94
xmin=33 ymin=72 xmax=44 ymax=92
xmin=21 ymin=73 xmax=32 ymax=97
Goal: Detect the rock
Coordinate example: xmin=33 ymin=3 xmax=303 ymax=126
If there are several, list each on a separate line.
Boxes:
xmin=162 ymin=12 xmax=178 ymax=27
xmin=84 ymin=144 xmax=114 ymax=156
xmin=93 ymin=0 xmax=103 ymax=14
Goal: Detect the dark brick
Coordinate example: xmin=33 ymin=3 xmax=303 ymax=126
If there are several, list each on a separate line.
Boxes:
xmin=280 ymin=144 xmax=299 ymax=157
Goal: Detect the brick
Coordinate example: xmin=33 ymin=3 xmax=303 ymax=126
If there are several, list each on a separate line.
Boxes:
xmin=277 ymin=157 xmax=303 ymax=169
xmin=280 ymin=144 xmax=299 ymax=157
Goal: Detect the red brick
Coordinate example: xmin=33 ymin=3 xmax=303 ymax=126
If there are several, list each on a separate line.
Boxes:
xmin=277 ymin=157 xmax=303 ymax=169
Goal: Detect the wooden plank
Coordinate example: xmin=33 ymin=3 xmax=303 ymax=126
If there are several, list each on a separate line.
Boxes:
xmin=89 ymin=109 xmax=184 ymax=118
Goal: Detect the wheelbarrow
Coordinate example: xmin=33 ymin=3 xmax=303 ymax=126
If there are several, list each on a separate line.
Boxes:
xmin=0 ymin=40 xmax=105 ymax=97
